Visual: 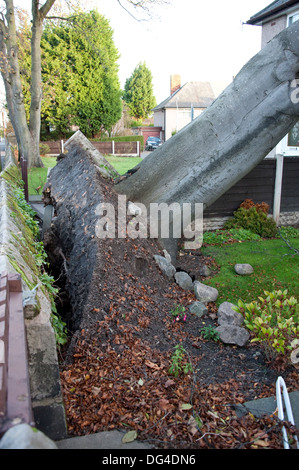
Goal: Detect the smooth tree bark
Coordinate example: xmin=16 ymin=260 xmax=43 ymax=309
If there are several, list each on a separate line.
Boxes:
xmin=0 ymin=0 xmax=55 ymax=167
xmin=116 ymin=21 xmax=299 ymax=260
xmin=29 ymin=0 xmax=56 ymax=166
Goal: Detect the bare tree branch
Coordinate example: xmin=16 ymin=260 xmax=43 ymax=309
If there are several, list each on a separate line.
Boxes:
xmin=116 ymin=0 xmax=169 ymax=21
xmin=39 ymin=0 xmax=57 ymax=20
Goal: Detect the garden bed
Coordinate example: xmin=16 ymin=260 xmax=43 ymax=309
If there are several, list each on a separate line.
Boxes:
xmin=57 ymin=210 xmax=299 ymax=449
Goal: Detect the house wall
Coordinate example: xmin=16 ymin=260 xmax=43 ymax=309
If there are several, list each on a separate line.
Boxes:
xmin=164 ymin=107 xmax=204 ymax=141
xmin=261 ymin=15 xmax=287 ymax=47
xmin=153 ymin=110 xmax=165 ymax=132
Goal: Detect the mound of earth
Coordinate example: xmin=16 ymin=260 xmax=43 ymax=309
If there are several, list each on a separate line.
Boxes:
xmin=44 ymin=144 xmax=298 ymax=449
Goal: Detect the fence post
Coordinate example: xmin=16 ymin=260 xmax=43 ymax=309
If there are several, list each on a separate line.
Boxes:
xmin=273 ymin=153 xmax=284 ymax=224
xmin=20 ymin=156 xmax=29 ymax=202
xmin=112 ymin=141 xmax=115 ymax=155
xmin=61 ymin=140 xmax=64 ymax=153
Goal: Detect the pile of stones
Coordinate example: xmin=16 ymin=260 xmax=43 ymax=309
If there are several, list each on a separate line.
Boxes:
xmin=154 ymin=253 xmax=253 ymax=347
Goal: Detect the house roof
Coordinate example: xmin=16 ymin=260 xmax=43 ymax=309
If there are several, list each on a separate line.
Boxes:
xmin=153 ymin=81 xmax=215 ymax=111
xmin=247 ymin=0 xmax=299 ymax=25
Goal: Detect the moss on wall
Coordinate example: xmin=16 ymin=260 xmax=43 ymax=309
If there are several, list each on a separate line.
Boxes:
xmin=0 ymin=163 xmax=67 ymax=346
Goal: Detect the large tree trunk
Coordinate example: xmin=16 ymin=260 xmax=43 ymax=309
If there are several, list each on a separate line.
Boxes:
xmin=116 ymin=21 xmax=299 ymax=260
xmin=0 ymin=0 xmax=35 ymax=165
xmin=0 ymin=0 xmax=56 ymax=168
xmin=29 ymin=1 xmax=45 ymax=168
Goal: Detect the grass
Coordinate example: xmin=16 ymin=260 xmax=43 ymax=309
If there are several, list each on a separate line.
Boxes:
xmin=28 ymin=156 xmax=57 ymax=195
xmin=27 ymin=155 xmax=142 ymax=194
xmin=105 ymin=155 xmax=142 ymax=175
xmin=201 ymin=235 xmax=299 ymax=306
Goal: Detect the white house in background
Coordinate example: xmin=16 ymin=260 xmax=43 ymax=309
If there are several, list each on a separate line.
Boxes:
xmin=153 ymin=75 xmax=227 ymax=142
xmin=247 ymin=0 xmax=299 ymax=158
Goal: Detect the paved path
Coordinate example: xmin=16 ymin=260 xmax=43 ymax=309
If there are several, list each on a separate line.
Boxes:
xmin=56 ymin=429 xmax=153 ymax=449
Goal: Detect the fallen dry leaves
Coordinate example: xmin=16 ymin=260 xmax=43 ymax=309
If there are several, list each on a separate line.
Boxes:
xmin=57 ymin=185 xmax=299 ymax=449
xmin=60 ymin=316 xmax=299 ymax=449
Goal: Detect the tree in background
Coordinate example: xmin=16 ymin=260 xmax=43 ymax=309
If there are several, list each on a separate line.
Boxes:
xmin=41 ymin=11 xmax=122 ymax=138
xmin=0 ymin=0 xmax=167 ymax=167
xmin=123 ymin=62 xmax=156 ymax=120
xmin=0 ymin=0 xmax=56 ymax=167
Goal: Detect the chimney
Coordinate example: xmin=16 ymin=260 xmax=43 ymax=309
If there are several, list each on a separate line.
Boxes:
xmin=170 ymin=74 xmax=181 ymax=95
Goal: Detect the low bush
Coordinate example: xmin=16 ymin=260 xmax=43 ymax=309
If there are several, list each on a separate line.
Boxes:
xmin=224 ymin=199 xmax=278 ymax=238
xmin=233 ymin=290 xmax=299 ymax=362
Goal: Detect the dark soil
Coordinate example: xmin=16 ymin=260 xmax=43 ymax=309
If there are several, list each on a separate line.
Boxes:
xmin=52 ymin=173 xmax=298 ymax=449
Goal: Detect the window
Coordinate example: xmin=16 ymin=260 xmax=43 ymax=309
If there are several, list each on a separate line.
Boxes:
xmin=288 ymin=11 xmax=299 ymax=26
xmin=287 ymin=122 xmax=299 ymax=148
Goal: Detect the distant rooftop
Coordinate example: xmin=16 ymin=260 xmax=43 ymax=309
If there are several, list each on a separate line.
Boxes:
xmin=153 ymin=81 xmax=215 ymax=111
xmin=247 ymin=0 xmax=299 ymax=25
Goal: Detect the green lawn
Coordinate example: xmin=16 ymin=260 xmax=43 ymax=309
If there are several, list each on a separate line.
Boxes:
xmin=27 ymin=155 xmax=142 ymax=195
xmin=28 ymin=156 xmax=57 ymax=195
xmin=105 ymin=155 xmax=142 ymax=175
xmin=201 ymin=237 xmax=299 ymax=306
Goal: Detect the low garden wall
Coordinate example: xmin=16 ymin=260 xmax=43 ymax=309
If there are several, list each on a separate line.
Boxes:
xmin=0 ymin=145 xmax=67 ymax=440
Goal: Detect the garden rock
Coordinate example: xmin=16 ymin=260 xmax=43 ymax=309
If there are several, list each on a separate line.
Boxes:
xmin=189 ymin=301 xmax=208 ymax=318
xmin=128 ymin=201 xmax=142 ymax=216
xmin=0 ymin=424 xmax=58 ymax=449
xmin=217 ymin=301 xmax=244 ymax=326
xmin=215 ymin=325 xmax=250 ymax=347
xmin=174 ymin=271 xmax=193 ymax=290
xmin=153 ymin=255 xmax=176 ymax=279
xmin=198 ymin=265 xmax=211 ymax=277
xmin=234 ymin=264 xmax=254 ymax=275
xmin=194 ymin=281 xmax=218 ymax=303
xmin=163 ymin=249 xmax=172 ymax=263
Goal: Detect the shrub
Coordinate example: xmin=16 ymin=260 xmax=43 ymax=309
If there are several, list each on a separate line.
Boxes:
xmin=240 ymin=198 xmax=269 ymax=214
xmin=224 ymin=200 xmax=277 ymax=238
xmin=233 ymin=290 xmax=299 ymax=362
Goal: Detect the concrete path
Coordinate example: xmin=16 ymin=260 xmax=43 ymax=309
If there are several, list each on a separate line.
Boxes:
xmin=56 ymin=429 xmax=153 ymax=449
xmin=234 ymin=390 xmax=299 ymax=427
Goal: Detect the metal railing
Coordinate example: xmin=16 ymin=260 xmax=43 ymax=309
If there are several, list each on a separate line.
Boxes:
xmin=0 ymin=272 xmax=34 ymax=436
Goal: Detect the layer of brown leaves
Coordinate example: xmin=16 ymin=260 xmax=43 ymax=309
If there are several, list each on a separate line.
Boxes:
xmin=60 ymin=318 xmax=299 ymax=449
xmin=59 ymin=178 xmax=298 ymax=449
xmin=59 ymin=266 xmax=299 ymax=449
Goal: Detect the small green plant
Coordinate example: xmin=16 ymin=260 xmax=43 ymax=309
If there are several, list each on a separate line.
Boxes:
xmin=279 ymin=226 xmax=299 ymax=239
xmin=234 ymin=290 xmax=299 ymax=361
xmin=200 ymin=325 xmax=220 ymax=342
xmin=203 ymin=228 xmax=260 ymax=245
xmin=39 ymin=272 xmax=67 ymax=348
xmin=170 ymin=304 xmax=187 ymax=322
xmin=51 ymin=313 xmax=68 ymax=347
xmin=169 ymin=343 xmax=193 ymax=377
xmin=11 ymin=186 xmax=40 ymax=237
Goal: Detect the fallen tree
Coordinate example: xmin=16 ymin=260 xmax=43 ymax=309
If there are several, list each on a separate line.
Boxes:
xmin=116 ymin=21 xmax=299 ymax=261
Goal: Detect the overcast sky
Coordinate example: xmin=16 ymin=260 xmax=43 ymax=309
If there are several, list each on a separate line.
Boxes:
xmin=14 ymin=0 xmax=271 ymax=103
xmin=95 ymin=0 xmax=271 ymax=102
